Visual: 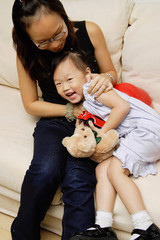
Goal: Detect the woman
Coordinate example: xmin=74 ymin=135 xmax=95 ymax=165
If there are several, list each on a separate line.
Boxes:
xmin=11 ymin=0 xmax=117 ymax=239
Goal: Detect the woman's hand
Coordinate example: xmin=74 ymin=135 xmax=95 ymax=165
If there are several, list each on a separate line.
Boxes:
xmin=86 ymin=72 xmax=113 ymax=98
xmin=73 ymin=102 xmax=85 ymax=118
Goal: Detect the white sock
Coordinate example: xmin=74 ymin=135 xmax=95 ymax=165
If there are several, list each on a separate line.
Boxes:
xmin=88 ymin=211 xmax=113 ymax=230
xmin=95 ymin=211 xmax=113 ymax=228
xmin=130 ymin=210 xmax=153 ymax=240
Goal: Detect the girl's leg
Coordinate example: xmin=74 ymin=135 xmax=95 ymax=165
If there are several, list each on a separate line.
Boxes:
xmin=108 ymin=157 xmax=160 ymax=240
xmin=94 ymin=159 xmax=116 ymax=229
xmin=96 ymin=159 xmax=116 ymax=213
xmin=107 ymin=156 xmax=145 ymax=215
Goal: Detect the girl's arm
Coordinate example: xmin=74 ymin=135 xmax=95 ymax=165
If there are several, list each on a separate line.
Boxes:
xmin=96 ymin=89 xmax=130 ymax=133
xmin=17 ymin=55 xmax=66 ymax=117
xmin=86 ymin=21 xmax=117 ymax=97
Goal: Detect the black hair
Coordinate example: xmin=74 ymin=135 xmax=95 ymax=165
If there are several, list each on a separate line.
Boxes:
xmin=12 ymin=0 xmax=79 ymax=82
xmin=52 ymin=50 xmax=89 ymax=79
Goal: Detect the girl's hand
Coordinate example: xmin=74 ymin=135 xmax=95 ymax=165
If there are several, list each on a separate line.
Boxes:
xmin=88 ymin=120 xmax=105 ymax=136
xmin=86 ymin=73 xmax=113 ymax=98
xmin=73 ymin=102 xmax=85 ymax=118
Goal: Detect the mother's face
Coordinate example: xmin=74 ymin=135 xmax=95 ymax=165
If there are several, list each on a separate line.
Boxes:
xmin=27 ymin=11 xmax=68 ymax=52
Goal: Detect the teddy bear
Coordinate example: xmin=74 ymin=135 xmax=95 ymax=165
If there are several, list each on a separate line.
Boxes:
xmin=62 ymin=122 xmax=119 ymax=163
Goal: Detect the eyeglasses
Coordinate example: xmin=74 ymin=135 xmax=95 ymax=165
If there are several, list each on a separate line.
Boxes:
xmin=31 ymin=20 xmax=66 ymax=48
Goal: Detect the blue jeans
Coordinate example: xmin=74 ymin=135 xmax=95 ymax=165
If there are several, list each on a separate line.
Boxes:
xmin=11 ymin=117 xmax=97 ymax=240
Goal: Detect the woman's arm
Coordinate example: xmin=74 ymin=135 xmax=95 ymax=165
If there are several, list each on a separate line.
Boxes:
xmin=86 ymin=21 xmax=117 ymax=96
xmin=96 ymin=89 xmax=130 ymax=133
xmin=17 ymin=56 xmax=66 ymax=117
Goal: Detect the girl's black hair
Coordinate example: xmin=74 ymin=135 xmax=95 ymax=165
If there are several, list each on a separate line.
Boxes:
xmin=12 ymin=0 xmax=79 ymax=82
xmin=52 ymin=50 xmax=89 ymax=79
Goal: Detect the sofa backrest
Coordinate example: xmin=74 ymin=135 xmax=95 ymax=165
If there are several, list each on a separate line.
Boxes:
xmin=62 ymin=0 xmax=134 ymax=81
xmin=122 ymin=1 xmax=160 ymax=113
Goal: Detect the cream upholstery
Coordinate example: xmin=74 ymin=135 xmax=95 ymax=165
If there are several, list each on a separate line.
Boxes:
xmin=122 ymin=2 xmax=160 ymax=114
xmin=0 ymin=0 xmax=160 ymax=239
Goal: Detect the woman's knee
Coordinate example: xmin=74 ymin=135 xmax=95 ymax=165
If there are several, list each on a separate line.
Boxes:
xmin=26 ymin=158 xmax=64 ymax=192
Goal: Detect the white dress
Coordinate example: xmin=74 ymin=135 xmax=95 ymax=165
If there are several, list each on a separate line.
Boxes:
xmin=83 ymin=82 xmax=160 ymax=177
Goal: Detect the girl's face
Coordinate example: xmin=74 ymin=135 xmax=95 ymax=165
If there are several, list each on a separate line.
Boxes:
xmin=26 ymin=12 xmax=68 ymax=52
xmin=54 ymin=58 xmax=90 ymax=104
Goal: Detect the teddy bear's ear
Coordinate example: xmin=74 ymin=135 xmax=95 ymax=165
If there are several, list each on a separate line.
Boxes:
xmin=62 ymin=137 xmax=70 ymax=147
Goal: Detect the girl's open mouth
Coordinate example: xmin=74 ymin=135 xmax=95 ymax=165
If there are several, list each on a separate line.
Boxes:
xmin=66 ymin=92 xmax=77 ymax=100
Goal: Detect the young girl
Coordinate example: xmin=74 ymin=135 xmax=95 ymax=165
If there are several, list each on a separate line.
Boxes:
xmin=11 ymin=0 xmax=117 ymax=239
xmin=53 ymin=51 xmax=160 ymax=240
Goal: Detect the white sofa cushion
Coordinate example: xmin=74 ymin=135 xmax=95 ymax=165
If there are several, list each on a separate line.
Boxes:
xmin=0 ymin=85 xmax=38 ymax=191
xmin=122 ymin=2 xmax=160 ymax=114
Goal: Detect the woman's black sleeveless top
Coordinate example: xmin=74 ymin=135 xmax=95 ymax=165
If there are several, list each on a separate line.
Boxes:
xmin=38 ymin=21 xmax=100 ymax=104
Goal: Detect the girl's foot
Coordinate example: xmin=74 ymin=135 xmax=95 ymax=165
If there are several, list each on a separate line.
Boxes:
xmin=70 ymin=224 xmax=118 ymax=240
xmin=131 ymin=223 xmax=160 ymax=240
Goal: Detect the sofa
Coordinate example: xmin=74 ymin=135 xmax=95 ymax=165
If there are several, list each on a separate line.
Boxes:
xmin=0 ymin=0 xmax=160 ymax=239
